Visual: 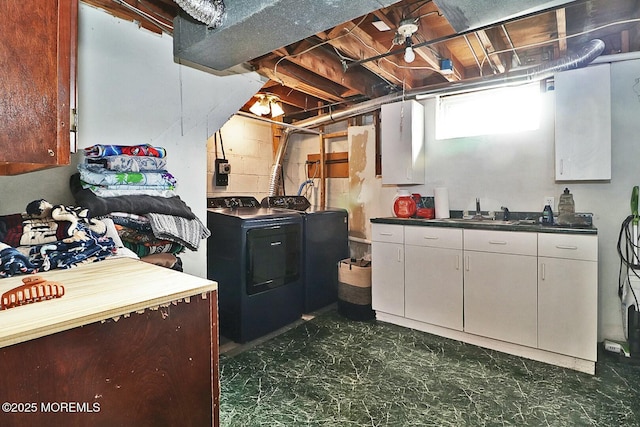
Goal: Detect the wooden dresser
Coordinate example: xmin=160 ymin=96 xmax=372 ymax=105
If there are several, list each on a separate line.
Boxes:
xmin=0 ymin=257 xmax=219 ymax=426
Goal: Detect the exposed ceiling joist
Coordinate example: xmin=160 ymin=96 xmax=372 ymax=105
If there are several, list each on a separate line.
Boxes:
xmin=83 ymin=0 xmax=640 ymax=122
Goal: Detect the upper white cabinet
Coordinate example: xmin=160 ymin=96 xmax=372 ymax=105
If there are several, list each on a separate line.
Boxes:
xmin=381 ymin=100 xmax=425 ymax=184
xmin=554 ymin=63 xmax=611 ymax=181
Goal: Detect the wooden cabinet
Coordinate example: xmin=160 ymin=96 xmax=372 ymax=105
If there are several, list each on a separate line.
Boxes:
xmin=0 ymin=0 xmax=77 ymax=175
xmin=463 ymin=230 xmax=538 ymax=347
xmin=404 ymin=226 xmax=463 ymax=330
xmin=371 ymin=223 xmax=404 ymax=316
xmin=538 ymin=233 xmax=598 ymax=361
xmin=380 ymin=100 xmax=425 ymax=184
xmin=0 ymin=258 xmax=219 ymax=425
xmin=554 ymin=63 xmax=611 ymax=181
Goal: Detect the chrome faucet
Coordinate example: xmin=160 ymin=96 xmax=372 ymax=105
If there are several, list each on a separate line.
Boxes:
xmin=475 ymin=198 xmax=481 ymax=217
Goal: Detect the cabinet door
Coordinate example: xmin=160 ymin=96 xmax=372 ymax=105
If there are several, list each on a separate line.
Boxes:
xmin=381 ymin=100 xmax=425 ymax=185
xmin=538 ymin=257 xmax=598 ymax=360
xmin=554 ymin=63 xmax=611 ymax=181
xmin=0 ymin=0 xmax=77 ymax=174
xmin=371 ymin=241 xmax=404 ymax=316
xmin=405 ymin=245 xmax=463 ymax=330
xmin=464 ymin=251 xmax=538 ymax=347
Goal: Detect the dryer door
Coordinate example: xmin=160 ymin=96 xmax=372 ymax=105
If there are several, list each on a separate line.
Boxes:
xmin=246 ymin=224 xmax=301 ymax=295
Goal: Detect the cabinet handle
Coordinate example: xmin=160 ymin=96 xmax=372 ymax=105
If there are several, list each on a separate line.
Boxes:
xmin=465 ymin=255 xmax=469 ymax=271
xmin=541 ymin=263 xmax=546 ymax=280
xmin=397 ymin=248 xmax=402 ymax=263
xmin=380 ymin=232 xmax=393 ymax=236
xmin=555 ymin=245 xmax=578 ymax=250
xmin=489 ymin=240 xmax=507 ymax=245
xmin=423 ymin=236 xmax=439 ymax=240
xmin=455 ymin=255 xmax=460 ymax=270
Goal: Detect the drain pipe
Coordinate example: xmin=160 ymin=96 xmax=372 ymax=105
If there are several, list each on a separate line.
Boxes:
xmin=268 ymin=39 xmax=605 ymax=196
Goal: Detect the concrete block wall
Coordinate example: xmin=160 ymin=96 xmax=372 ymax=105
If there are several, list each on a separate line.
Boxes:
xmin=206 ymin=115 xmax=274 ymax=201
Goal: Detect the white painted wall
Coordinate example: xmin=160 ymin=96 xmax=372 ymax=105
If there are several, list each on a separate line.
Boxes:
xmin=0 ymin=4 xmax=264 ymax=279
xmin=77 ymin=5 xmax=264 ymax=277
xmin=372 ymin=60 xmax=639 ymax=342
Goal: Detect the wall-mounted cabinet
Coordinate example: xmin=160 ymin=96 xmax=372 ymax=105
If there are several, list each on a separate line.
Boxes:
xmin=554 ymin=63 xmax=611 ymax=181
xmin=0 ymin=0 xmax=77 ymax=175
xmin=380 ymin=100 xmax=425 ymax=185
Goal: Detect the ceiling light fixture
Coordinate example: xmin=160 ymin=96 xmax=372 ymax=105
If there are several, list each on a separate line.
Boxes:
xmin=249 ymin=93 xmax=285 ymax=118
xmin=404 ymin=38 xmax=416 ymax=63
xmin=397 ymin=18 xmax=418 ymax=64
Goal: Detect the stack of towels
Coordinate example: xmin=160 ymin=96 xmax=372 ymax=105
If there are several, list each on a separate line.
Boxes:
xmin=71 ymin=143 xmax=210 ymax=271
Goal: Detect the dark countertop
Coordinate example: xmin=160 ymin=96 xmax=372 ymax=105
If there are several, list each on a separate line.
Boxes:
xmin=371 ymin=216 xmax=597 ymax=235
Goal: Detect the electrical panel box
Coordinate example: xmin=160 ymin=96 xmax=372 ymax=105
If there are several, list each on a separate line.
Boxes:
xmin=215 ymin=159 xmax=230 ymax=186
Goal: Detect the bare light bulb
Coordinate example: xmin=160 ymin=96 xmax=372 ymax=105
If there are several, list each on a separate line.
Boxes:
xmin=404 ymin=45 xmax=415 ymax=63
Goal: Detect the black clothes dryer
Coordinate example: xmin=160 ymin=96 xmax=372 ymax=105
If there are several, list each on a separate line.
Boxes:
xmin=207 ymin=196 xmax=303 ymax=343
xmin=261 ymin=196 xmax=349 ymax=313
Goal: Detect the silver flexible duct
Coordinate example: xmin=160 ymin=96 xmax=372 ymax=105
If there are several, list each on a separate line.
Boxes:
xmin=175 ymin=0 xmax=225 ymax=28
xmin=268 ymin=39 xmax=605 ymax=196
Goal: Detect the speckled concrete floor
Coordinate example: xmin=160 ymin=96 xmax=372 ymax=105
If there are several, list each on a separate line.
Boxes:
xmin=219 ymin=309 xmax=640 ymax=426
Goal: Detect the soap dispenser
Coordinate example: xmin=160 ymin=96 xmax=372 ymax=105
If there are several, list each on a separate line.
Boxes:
xmin=558 ymin=188 xmax=575 ymax=215
xmin=542 ymin=204 xmax=554 ymax=225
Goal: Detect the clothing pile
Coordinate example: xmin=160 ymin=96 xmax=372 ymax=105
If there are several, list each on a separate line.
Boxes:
xmin=70 ymin=144 xmax=210 ymax=271
xmin=0 ymin=200 xmax=117 ymax=278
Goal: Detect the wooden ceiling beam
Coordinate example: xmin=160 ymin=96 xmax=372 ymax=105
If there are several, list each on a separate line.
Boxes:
xmin=324 ymin=22 xmax=415 ymax=89
xmin=474 ymin=30 xmax=506 ymax=73
xmin=555 ymin=8 xmax=568 ymax=56
xmin=282 ymin=40 xmax=389 ymax=99
xmin=83 ymin=0 xmax=174 ymax=34
xmin=252 ymin=57 xmax=346 ymax=103
xmin=261 ymin=85 xmax=326 ymax=112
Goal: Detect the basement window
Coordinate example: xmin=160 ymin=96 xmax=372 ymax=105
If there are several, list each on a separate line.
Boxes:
xmin=435 ymin=83 xmax=541 ymax=140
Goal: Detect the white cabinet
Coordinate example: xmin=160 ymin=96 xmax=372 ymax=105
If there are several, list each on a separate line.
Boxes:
xmin=538 ymin=233 xmax=598 ymax=361
xmin=554 ymin=63 xmax=611 ymax=181
xmin=370 ymin=221 xmax=598 ymax=373
xmin=463 ymin=230 xmax=538 ymax=347
xmin=381 ymin=100 xmax=425 ymax=184
xmin=404 ymin=226 xmax=463 ymax=330
xmin=371 ymin=223 xmax=404 ymax=316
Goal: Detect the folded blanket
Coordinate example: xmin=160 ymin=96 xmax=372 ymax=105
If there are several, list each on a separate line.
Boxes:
xmin=87 ymin=155 xmax=167 ymax=172
xmin=0 ymin=243 xmax=37 ymax=278
xmin=28 ymin=225 xmax=117 ymax=271
xmin=19 ymin=219 xmax=72 ymax=246
xmin=147 ymin=213 xmax=211 ymax=251
xmin=0 ymin=213 xmax=25 ymax=247
xmin=70 ymin=173 xmax=196 ymax=219
xmin=84 ymin=144 xmax=167 ymax=159
xmin=78 ymin=164 xmax=177 ymax=189
xmin=82 ymin=184 xmax=176 ymax=199
xmin=122 ymin=240 xmax=184 ymax=257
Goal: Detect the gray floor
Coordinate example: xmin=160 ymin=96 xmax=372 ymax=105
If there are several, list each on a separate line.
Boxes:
xmin=219 ymin=308 xmax=640 ymax=426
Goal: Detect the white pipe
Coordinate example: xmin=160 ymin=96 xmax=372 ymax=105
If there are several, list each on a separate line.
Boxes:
xmin=349 ymin=236 xmax=371 ymax=245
